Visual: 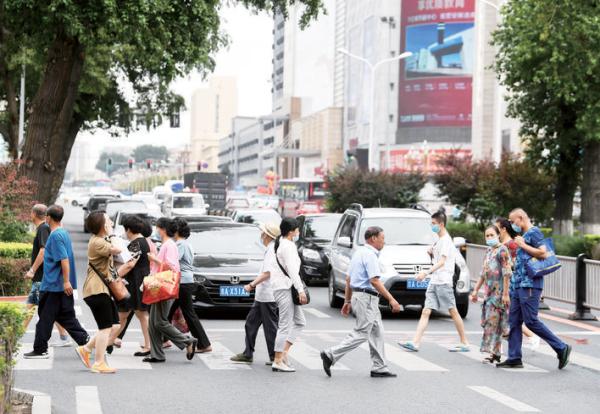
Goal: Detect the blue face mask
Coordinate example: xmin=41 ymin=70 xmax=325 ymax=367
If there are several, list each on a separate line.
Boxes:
xmin=511 ymin=223 xmax=522 ymax=234
xmin=486 ymin=238 xmax=499 ymax=247
xmin=293 ymin=235 xmax=299 ymax=242
xmin=431 ymin=224 xmax=440 ymax=234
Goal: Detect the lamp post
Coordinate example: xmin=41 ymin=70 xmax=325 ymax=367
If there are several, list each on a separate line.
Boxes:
xmin=338 ymin=48 xmax=412 ymax=171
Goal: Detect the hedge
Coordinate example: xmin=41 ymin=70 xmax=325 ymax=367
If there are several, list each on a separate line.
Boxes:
xmin=0 ymin=259 xmax=30 ymax=297
xmin=0 ymin=303 xmax=27 ymax=413
xmin=0 ymin=243 xmax=32 ymax=260
xmin=447 ymin=221 xmax=485 ymax=245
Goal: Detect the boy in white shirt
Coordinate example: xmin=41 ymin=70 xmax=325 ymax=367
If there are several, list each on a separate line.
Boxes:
xmin=398 ymin=211 xmax=469 ymax=352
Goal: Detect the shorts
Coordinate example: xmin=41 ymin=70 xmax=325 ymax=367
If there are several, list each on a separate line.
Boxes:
xmin=84 ymin=293 xmax=119 ymax=330
xmin=27 ymin=282 xmax=42 ymax=306
xmin=424 ymin=283 xmax=456 ymax=311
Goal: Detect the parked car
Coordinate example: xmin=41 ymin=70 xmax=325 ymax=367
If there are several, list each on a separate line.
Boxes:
xmin=231 ymin=209 xmax=282 ymax=226
xmin=189 ymin=222 xmax=264 ymax=311
xmin=162 ymin=193 xmax=208 ymax=218
xmin=82 ymin=195 xmax=119 ymax=232
xmin=296 ymin=213 xmax=342 ymax=285
xmin=184 ymin=216 xmax=233 ymax=224
xmin=131 ymin=192 xmax=163 ymax=216
xmin=113 ymin=210 xmax=160 ymax=239
xmin=328 ymin=204 xmax=471 ymax=317
xmin=105 ymin=199 xmax=148 ymax=221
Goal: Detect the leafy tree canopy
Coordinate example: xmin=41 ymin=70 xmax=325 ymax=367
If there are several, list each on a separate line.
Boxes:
xmin=95 ymin=152 xmax=129 ymax=173
xmin=132 ymin=145 xmax=169 ymax=163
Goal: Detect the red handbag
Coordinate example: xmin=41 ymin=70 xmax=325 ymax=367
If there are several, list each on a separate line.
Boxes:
xmin=171 ymin=307 xmax=189 ymax=333
xmin=142 ymin=265 xmax=181 ymax=305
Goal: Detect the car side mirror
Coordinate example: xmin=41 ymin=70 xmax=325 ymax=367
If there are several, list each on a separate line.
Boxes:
xmin=338 ymin=236 xmax=352 ymax=248
xmin=453 ymin=237 xmax=466 ymax=248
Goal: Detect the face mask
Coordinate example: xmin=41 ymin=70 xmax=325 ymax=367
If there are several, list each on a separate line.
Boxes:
xmin=511 ymin=223 xmax=522 ymax=234
xmin=486 ymin=238 xmax=499 ymax=247
xmin=431 ymin=224 xmax=440 ymax=234
xmin=293 ymin=235 xmax=300 ymax=242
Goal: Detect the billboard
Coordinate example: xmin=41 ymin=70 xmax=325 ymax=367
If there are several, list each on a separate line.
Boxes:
xmin=381 ymin=147 xmax=472 ymax=174
xmin=399 ymin=0 xmax=475 ymax=128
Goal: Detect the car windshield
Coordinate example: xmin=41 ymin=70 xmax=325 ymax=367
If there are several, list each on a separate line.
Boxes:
xmin=304 ymin=216 xmax=340 ymax=242
xmin=358 ymin=217 xmax=434 ymax=245
xmin=188 ymin=225 xmax=264 ymax=255
xmin=117 ymin=213 xmax=156 ymax=226
xmin=173 ymin=195 xmax=205 ymax=209
xmin=229 ymin=198 xmax=250 ymax=208
xmin=106 ymin=201 xmax=146 ymax=218
xmin=89 ymin=198 xmax=113 ymax=211
xmin=236 ymin=210 xmax=281 ymax=224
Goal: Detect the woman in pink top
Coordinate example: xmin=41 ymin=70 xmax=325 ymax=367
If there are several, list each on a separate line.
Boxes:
xmin=144 ymin=218 xmax=195 ymax=363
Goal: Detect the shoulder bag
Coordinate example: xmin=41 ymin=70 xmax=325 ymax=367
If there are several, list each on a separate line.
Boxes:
xmin=525 ymin=238 xmax=561 ymax=278
xmin=275 ymin=241 xmax=310 ymax=305
xmin=89 ymin=261 xmax=131 ymax=302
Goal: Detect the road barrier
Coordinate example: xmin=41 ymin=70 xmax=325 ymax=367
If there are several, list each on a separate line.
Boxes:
xmin=466 ymin=245 xmax=598 ymax=320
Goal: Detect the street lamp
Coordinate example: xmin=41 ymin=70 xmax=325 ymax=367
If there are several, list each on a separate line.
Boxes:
xmin=338 ymin=48 xmax=412 ymax=171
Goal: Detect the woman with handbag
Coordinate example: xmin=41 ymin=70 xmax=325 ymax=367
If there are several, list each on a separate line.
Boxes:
xmin=76 ymin=211 xmax=138 ymax=374
xmin=269 ymin=218 xmax=308 ymax=373
xmin=144 ymin=217 xmax=197 ymax=363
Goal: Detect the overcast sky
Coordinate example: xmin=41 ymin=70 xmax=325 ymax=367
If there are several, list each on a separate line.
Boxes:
xmin=82 ymin=4 xmax=273 ymax=152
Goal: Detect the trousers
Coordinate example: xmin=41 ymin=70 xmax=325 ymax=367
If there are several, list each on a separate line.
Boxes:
xmin=168 ymin=284 xmax=211 ymax=349
xmin=324 ymin=292 xmax=389 ymax=373
xmin=273 ymin=289 xmax=306 ymax=353
xmin=243 ymin=301 xmax=278 ymax=360
xmin=149 ymin=299 xmax=193 ymax=360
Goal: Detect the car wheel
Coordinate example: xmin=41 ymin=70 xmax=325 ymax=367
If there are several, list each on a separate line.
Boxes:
xmin=328 ymin=273 xmax=343 ymax=308
xmin=457 ymin=302 xmax=469 ymax=319
xmin=72 ymin=200 xmax=78 ymax=206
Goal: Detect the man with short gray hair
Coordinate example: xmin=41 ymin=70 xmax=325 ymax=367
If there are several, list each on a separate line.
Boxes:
xmin=320 ymin=226 xmax=401 ymax=378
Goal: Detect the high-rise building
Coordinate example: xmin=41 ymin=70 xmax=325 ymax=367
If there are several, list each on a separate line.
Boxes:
xmin=190 ymin=77 xmax=238 ymax=172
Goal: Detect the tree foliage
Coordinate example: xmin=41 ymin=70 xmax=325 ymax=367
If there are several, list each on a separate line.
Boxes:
xmin=132 ymin=145 xmax=169 ymax=163
xmin=325 ymin=167 xmax=426 ymax=213
xmin=95 ymin=152 xmax=129 ymax=173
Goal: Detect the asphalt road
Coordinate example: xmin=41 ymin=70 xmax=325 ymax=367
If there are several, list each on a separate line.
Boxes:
xmin=14 ymin=205 xmax=600 ymax=414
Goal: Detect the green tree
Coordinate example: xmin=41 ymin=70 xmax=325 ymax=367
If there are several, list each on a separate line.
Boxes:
xmin=493 ymin=0 xmax=600 ymax=234
xmin=132 ymin=145 xmax=169 ymax=163
xmin=0 ymin=0 xmax=325 ymax=204
xmin=95 ymin=152 xmax=129 ymax=174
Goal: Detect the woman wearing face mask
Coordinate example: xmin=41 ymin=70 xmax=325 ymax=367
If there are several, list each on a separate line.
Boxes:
xmin=469 ymin=226 xmax=512 ymax=363
xmin=269 ymin=218 xmax=308 ymax=372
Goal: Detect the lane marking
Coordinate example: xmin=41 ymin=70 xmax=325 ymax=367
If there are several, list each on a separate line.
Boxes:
xmin=468 ymin=386 xmax=540 ymax=412
xmin=290 ymin=340 xmax=349 ymax=370
xmin=197 ymin=341 xmax=251 ymax=370
xmin=438 ymin=344 xmax=548 ymax=373
xmin=362 ymin=343 xmax=448 ymax=372
xmin=15 ymin=344 xmax=53 ymax=370
xmin=304 ymin=308 xmax=331 ymax=319
xmin=76 ymin=386 xmax=103 ymax=414
xmin=106 ymin=342 xmax=152 ymax=370
xmin=533 ymin=345 xmax=600 ymax=372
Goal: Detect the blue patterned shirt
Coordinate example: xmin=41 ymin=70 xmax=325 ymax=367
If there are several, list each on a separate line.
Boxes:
xmin=511 ymin=226 xmax=545 ymax=291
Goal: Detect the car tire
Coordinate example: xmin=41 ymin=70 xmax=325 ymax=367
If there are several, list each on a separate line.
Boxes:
xmin=328 ymin=273 xmax=343 ymax=308
xmin=457 ymin=302 xmax=469 ymax=319
xmin=72 ymin=200 xmax=78 ymax=206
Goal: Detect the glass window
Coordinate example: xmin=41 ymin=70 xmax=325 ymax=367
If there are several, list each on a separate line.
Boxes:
xmin=173 ymin=195 xmax=205 ymax=209
xmin=338 ymin=215 xmax=357 ymax=242
xmin=357 ymin=217 xmax=434 ymax=246
xmin=188 ymin=226 xmax=264 ymax=255
xmin=303 ymin=215 xmax=341 ymax=242
xmin=236 ymin=210 xmax=281 ymax=225
xmin=105 ymin=201 xmax=146 ymax=218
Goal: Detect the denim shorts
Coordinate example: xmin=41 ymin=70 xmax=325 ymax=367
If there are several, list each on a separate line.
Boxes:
xmin=27 ymin=282 xmax=42 ymax=306
xmin=424 ymin=283 xmax=457 ymax=311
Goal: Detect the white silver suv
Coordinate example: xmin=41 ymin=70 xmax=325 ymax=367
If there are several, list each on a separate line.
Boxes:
xmin=328 ymin=204 xmax=471 ymax=318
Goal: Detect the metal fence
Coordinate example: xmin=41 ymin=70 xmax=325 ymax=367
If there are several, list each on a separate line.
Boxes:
xmin=542 ymin=255 xmax=576 ymax=305
xmin=584 ymin=259 xmax=600 ymax=310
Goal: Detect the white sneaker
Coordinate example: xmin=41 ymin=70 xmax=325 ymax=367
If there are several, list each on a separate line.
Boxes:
xmin=272 ymin=361 xmax=296 ymax=372
xmin=50 ymin=337 xmax=73 ymax=347
xmin=526 ymin=336 xmax=540 ymax=350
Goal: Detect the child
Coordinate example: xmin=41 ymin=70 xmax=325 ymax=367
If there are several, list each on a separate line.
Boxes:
xmin=398 ymin=211 xmax=469 ymax=352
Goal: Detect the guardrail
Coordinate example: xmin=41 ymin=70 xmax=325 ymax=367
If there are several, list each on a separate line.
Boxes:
xmin=466 ymin=245 xmax=597 ymax=320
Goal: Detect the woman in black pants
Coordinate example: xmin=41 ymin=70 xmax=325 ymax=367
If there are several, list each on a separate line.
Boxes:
xmin=168 ymin=218 xmax=212 ymax=353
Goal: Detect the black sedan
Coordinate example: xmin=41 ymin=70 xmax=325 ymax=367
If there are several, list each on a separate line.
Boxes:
xmin=296 ymin=213 xmax=342 ymax=285
xmin=188 ymin=222 xmax=264 ymax=311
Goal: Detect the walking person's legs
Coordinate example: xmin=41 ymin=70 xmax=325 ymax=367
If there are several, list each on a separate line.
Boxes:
xmin=366 ymin=297 xmax=390 ymax=374
xmin=54 ymin=293 xmax=89 ymax=346
xmin=261 ymin=302 xmax=279 ymax=362
xmin=497 ymin=291 xmax=525 ymax=368
xmin=134 ymin=310 xmax=151 ymax=351
xmin=282 ymin=304 xmax=306 ymax=364
xmin=238 ymin=302 xmax=262 ymax=361
xmin=273 ymin=290 xmax=295 ymax=371
xmin=178 ymin=284 xmax=211 ymax=351
xmin=147 ymin=300 xmax=195 ymax=362
xmin=31 ymin=292 xmax=60 ymax=355
xmin=116 ymin=311 xmax=134 ymax=342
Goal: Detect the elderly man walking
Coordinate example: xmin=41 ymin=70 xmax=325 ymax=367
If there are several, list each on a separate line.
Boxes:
xmin=320 ymin=226 xmax=401 ymax=378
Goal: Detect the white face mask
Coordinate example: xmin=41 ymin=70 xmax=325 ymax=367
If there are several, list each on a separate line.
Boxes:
xmin=292 ymin=234 xmax=299 ymax=242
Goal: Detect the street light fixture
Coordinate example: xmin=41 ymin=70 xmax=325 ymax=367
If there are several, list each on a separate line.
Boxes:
xmin=338 ymin=48 xmax=412 ymax=171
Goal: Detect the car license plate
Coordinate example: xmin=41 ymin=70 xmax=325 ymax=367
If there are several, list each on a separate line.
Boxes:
xmin=219 ymin=285 xmax=250 ymax=297
xmin=407 ymin=279 xmax=429 ymax=290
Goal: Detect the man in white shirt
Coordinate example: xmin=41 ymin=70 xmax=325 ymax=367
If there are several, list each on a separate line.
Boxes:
xmin=230 ymin=223 xmax=280 ymax=365
xmin=398 ymin=211 xmax=469 ymax=352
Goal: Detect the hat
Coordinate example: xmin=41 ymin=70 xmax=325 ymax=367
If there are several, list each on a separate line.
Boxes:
xmin=259 ymin=222 xmax=281 ymax=240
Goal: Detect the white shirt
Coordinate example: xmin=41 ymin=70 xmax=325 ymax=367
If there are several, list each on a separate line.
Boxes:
xmin=429 ymin=232 xmax=455 ymax=285
xmin=267 ymin=238 xmax=304 ymax=293
xmin=255 ymin=242 xmax=275 ymax=302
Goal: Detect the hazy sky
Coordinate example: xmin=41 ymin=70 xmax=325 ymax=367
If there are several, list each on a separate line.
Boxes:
xmin=82 ymin=4 xmax=273 ymax=153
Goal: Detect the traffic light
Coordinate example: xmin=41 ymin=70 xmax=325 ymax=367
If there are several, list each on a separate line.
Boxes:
xmin=107 ymin=158 xmax=113 ymax=167
xmin=128 ymin=158 xmax=134 ymax=169
xmin=146 ymin=159 xmax=152 ymax=169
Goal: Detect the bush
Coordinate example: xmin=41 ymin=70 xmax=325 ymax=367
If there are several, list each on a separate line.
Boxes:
xmin=0 ymin=243 xmax=33 ymax=259
xmin=0 ymin=303 xmax=27 ymax=413
xmin=447 ymin=221 xmax=485 ymax=245
xmin=553 ymin=235 xmax=587 ymax=257
xmin=325 ymin=166 xmax=426 ymax=213
xmin=0 ymin=259 xmax=30 ymax=296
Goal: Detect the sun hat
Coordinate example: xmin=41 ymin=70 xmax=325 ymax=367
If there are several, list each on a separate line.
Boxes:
xmin=259 ymin=222 xmax=281 ymax=239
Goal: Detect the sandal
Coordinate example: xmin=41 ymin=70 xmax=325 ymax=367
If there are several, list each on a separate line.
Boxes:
xmin=186 ymin=339 xmax=198 ymax=361
xmin=195 ymin=346 xmax=212 ymax=354
xmin=483 ymin=354 xmax=501 ymax=364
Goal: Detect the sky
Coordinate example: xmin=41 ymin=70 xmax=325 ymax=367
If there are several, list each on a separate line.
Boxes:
xmin=80 ymin=4 xmax=274 ymax=153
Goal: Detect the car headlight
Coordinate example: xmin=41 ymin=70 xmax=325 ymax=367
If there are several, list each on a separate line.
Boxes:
xmin=302 ymin=248 xmax=322 ymax=262
xmin=194 ymin=275 xmax=207 ymax=284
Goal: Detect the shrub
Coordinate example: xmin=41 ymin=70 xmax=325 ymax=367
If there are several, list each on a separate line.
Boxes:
xmin=0 ymin=259 xmax=30 ymax=297
xmin=553 ymin=235 xmax=587 ymax=257
xmin=0 ymin=163 xmax=37 ymax=243
xmin=0 ymin=303 xmax=27 ymax=413
xmin=447 ymin=221 xmax=485 ymax=245
xmin=325 ymin=166 xmax=426 ymax=213
xmin=0 ymin=243 xmax=33 ymax=260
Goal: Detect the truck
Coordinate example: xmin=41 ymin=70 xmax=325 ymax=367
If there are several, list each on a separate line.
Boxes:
xmin=183 ymin=172 xmax=227 ymax=211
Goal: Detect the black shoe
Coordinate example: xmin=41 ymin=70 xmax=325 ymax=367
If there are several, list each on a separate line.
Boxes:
xmin=186 ymin=339 xmax=198 ymax=361
xmin=320 ymin=351 xmax=332 ymax=377
xmin=134 ymin=351 xmax=151 ymax=357
xmin=558 ymin=344 xmax=572 ymax=370
xmin=370 ymin=371 xmax=397 ymax=378
xmin=142 ymin=357 xmax=165 ymax=363
xmin=496 ymin=359 xmax=523 ymax=369
xmin=106 ymin=345 xmax=114 ymax=355
xmin=23 ymin=350 xmax=49 ymax=359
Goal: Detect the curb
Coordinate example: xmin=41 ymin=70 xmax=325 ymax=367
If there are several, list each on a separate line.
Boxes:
xmin=13 ymin=388 xmax=52 ymax=414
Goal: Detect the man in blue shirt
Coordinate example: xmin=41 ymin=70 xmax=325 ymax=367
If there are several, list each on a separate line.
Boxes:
xmin=320 ymin=226 xmax=401 ymax=378
xmin=497 ymin=208 xmax=571 ymax=369
xmin=24 ymin=205 xmax=89 ymax=359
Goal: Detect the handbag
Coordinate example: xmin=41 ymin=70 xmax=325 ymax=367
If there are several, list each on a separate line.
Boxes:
xmin=142 ymin=265 xmax=181 ymax=305
xmin=89 ymin=262 xmax=131 ymax=302
xmin=526 ymin=238 xmax=561 ymax=278
xmin=171 ymin=307 xmax=189 ymax=333
xmin=274 ymin=241 xmax=310 ymax=306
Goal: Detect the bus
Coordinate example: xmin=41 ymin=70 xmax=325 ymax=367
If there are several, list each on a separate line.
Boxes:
xmin=278 ymin=178 xmax=327 ymax=217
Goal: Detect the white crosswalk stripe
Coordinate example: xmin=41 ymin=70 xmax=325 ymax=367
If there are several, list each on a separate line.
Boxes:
xmin=197 ymin=341 xmax=251 ymax=370
xmin=362 ymin=343 xmax=448 ymax=372
xmin=533 ymin=344 xmax=600 ymax=372
xmin=303 ymin=308 xmax=331 ymax=319
xmin=438 ymin=344 xmax=548 ymax=373
xmin=15 ymin=344 xmax=53 ymax=370
xmin=468 ymin=386 xmax=540 ymax=412
xmin=290 ymin=340 xmax=349 ymax=370
xmin=107 ymin=342 xmax=152 ymax=370
xmin=76 ymin=386 xmax=102 ymax=414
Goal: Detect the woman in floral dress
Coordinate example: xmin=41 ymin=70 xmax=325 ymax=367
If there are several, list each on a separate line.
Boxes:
xmin=470 ymin=225 xmax=512 ymax=363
